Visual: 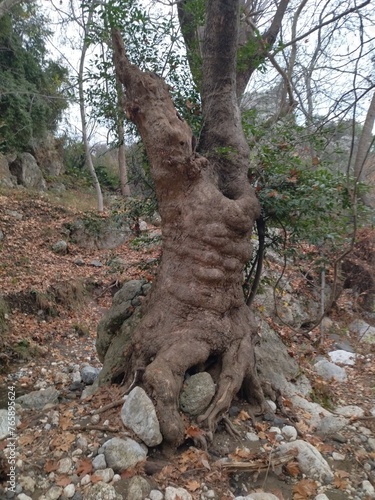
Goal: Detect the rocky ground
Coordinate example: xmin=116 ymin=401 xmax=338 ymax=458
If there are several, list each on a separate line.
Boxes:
xmin=0 ymin=189 xmax=375 ymax=500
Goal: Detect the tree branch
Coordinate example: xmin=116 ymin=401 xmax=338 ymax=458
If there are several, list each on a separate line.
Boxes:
xmin=277 ymin=0 xmax=371 ymax=52
xmin=0 ymin=0 xmax=25 ymax=19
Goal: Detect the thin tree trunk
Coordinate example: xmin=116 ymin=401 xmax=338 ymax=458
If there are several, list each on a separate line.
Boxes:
xmin=354 ymin=91 xmax=375 ymax=206
xmin=115 ymin=73 xmax=131 ymax=197
xmin=78 ymin=3 xmax=104 ymax=212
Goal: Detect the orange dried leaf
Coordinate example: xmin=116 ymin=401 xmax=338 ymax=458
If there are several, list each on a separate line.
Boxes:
xmin=285 ymin=460 xmax=300 ymax=477
xmin=18 ymin=434 xmax=35 ymax=446
xmin=76 ymin=458 xmax=93 ymax=477
xmin=56 ymin=476 xmax=71 ymax=487
xmin=185 ymin=479 xmax=201 ymax=492
xmin=185 ymin=425 xmax=203 ymax=438
xmin=238 ymin=410 xmax=251 ymax=421
xmin=292 ymin=478 xmax=317 ymax=499
xmin=44 ymin=460 xmax=59 ymax=473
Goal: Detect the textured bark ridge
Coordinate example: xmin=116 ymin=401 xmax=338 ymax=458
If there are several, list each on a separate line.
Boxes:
xmin=101 ymin=28 xmax=266 ymax=450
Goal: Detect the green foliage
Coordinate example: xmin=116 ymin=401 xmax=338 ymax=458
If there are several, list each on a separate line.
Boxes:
xmin=0 ymin=4 xmax=69 ymax=153
xmin=244 ymin=113 xmax=369 ymax=251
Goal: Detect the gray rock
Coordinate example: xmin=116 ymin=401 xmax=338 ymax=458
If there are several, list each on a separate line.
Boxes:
xmin=45 ymin=486 xmax=63 ymax=500
xmin=103 ymin=437 xmax=147 ymax=473
xmin=15 ymin=495 xmax=32 ymax=500
xmin=63 ymin=484 xmax=75 ymax=498
xmin=328 ymin=350 xmax=356 ymax=366
xmin=149 ymin=491 xmax=164 ymax=500
xmin=0 ymin=153 xmax=16 ymax=187
xmin=246 ymin=432 xmax=260 ymax=442
xmin=0 ymin=409 xmax=10 ymax=439
xmin=313 ymin=359 xmax=347 ymax=382
xmin=277 ymin=440 xmax=333 ymax=483
xmin=236 ymin=494 xmax=279 ymax=500
xmin=255 ymin=319 xmax=311 ymax=397
xmin=139 ymin=220 xmax=148 ymax=231
xmin=92 ymin=453 xmax=107 ymax=470
xmin=121 ymin=476 xmax=152 ymax=500
xmin=84 ymin=483 xmax=122 ymax=500
xmin=350 ymin=319 xmax=375 ymax=344
xmin=368 ymin=438 xmax=375 ymax=452
xmin=16 ymin=387 xmax=60 ymax=409
xmin=362 ymin=480 xmax=375 ymax=496
xmin=52 ymin=240 xmax=68 ymax=255
xmin=56 ymin=457 xmax=72 ymax=474
xmin=180 ymin=372 xmax=215 ymax=416
xmin=316 ymin=415 xmax=348 ymax=436
xmin=9 ymin=153 xmax=46 ymax=190
xmin=90 ymin=259 xmax=103 ymax=268
xmin=165 ymin=487 xmax=192 ymax=500
xmin=18 ymin=476 xmax=36 ymax=492
xmin=92 ymin=468 xmax=114 ymax=483
xmin=67 ymin=217 xmax=131 ymax=250
xmin=81 ymin=366 xmax=100 ymax=385
xmin=281 ymin=425 xmax=297 ymax=441
xmin=121 ymin=387 xmax=162 ymax=447
xmin=314 ymin=495 xmax=330 ymax=500
xmin=335 ymin=405 xmax=364 ymax=418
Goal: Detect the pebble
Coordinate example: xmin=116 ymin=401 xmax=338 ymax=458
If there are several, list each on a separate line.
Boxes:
xmin=80 ymin=474 xmax=91 ymax=486
xmin=362 ymin=480 xmax=375 ymax=495
xmin=16 ymin=495 xmax=32 ymax=500
xmin=92 ymin=453 xmax=107 ymax=470
xmin=246 ymin=432 xmax=260 ymax=442
xmin=92 ymin=468 xmax=114 ymax=483
xmin=281 ymin=425 xmax=297 ymax=441
xmin=149 ymin=490 xmax=163 ymax=500
xmin=332 ymin=452 xmax=345 ymax=461
xmin=63 ymin=484 xmax=76 ymax=498
xmin=45 ymin=486 xmax=63 ymax=500
xmin=57 ymin=457 xmax=72 ymax=474
xmin=91 ymin=414 xmax=100 ymax=425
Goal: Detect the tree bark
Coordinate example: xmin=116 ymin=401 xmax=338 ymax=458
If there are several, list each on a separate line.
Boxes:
xmin=107 ymin=0 xmax=265 ymax=451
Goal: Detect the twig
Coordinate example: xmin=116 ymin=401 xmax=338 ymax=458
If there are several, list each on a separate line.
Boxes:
xmin=69 ymin=425 xmax=120 ymax=432
xmin=92 ymin=399 xmax=124 ymax=415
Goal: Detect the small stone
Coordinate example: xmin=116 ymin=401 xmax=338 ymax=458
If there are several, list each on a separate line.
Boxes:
xmin=328 ymin=350 xmax=356 ymax=366
xmin=52 ymin=240 xmax=68 ymax=255
xmin=281 ymin=425 xmax=297 ymax=441
xmin=139 ymin=220 xmax=148 ymax=231
xmin=63 ymin=484 xmax=76 ymax=498
xmin=103 ymin=437 xmax=147 ymax=473
xmin=266 ymin=400 xmax=277 ymax=412
xmin=246 ymin=432 xmax=260 ymax=442
xmin=76 ymin=437 xmax=88 ymax=452
xmin=15 ymin=495 xmax=32 ymax=500
xmin=92 ymin=468 xmax=114 ymax=483
xmin=362 ymin=480 xmax=375 ymax=495
xmin=113 ymin=474 xmax=121 ymax=483
xmin=269 ymin=426 xmax=281 ymax=434
xmin=313 ymin=359 xmax=347 ymax=382
xmin=90 ymin=259 xmax=103 ymax=267
xmin=165 ymin=486 xmax=192 ymax=500
xmin=80 ymin=474 xmax=91 ymax=486
xmin=331 ymin=433 xmax=347 ymax=443
xmin=314 ymin=495 xmax=330 ymax=500
xmin=332 ymin=452 xmax=345 ymax=460
xmin=81 ymin=366 xmax=100 ymax=385
xmin=57 ymin=457 xmax=72 ymax=474
xmin=45 ymin=486 xmax=63 ymax=500
xmin=91 ymin=414 xmax=100 ymax=425
xmin=149 ymin=490 xmax=164 ymax=500
xmin=74 ymin=259 xmax=85 ymax=266
xmin=18 ymin=476 xmax=36 ymax=493
xmin=368 ymin=438 xmax=375 ymax=451
xmin=92 ymin=453 xmax=106 ymax=470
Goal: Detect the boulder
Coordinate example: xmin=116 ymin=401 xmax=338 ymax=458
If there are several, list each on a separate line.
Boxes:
xmin=32 ymin=133 xmax=65 ymax=177
xmin=0 ymin=153 xmax=16 ymax=187
xmin=121 ymin=387 xmax=162 ymax=446
xmin=66 ymin=216 xmax=131 ymax=250
xmin=16 ymin=387 xmax=60 ymax=409
xmin=276 ymin=440 xmax=333 ymax=483
xmin=180 ymin=372 xmax=216 ymax=416
xmin=103 ymin=437 xmax=147 ymax=473
xmin=9 ymin=153 xmax=46 ymax=190
xmin=313 ymin=359 xmax=347 ymax=382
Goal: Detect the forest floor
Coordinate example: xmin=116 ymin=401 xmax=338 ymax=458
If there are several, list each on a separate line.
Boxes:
xmin=0 ymin=187 xmax=375 ymax=500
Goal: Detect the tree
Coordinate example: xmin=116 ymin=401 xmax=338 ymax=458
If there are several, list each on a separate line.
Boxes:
xmin=97 ymin=0 xmax=371 ymax=452
xmin=0 ymin=1 xmax=69 ymax=153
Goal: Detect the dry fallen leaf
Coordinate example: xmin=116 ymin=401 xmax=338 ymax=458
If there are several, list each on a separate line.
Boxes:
xmin=76 ymin=458 xmax=93 ymax=477
xmin=50 ymin=432 xmax=76 ymax=452
xmin=44 ymin=460 xmax=59 ymax=473
xmin=56 ymin=476 xmax=71 ymax=487
xmin=185 ymin=479 xmax=200 ymax=492
xmin=285 ymin=460 xmax=300 ymax=477
xmin=185 ymin=425 xmax=203 ymax=439
xmin=292 ymin=478 xmax=318 ymax=499
xmin=333 ymin=469 xmax=350 ymax=490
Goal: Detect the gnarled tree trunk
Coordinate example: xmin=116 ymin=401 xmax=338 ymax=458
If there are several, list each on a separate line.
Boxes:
xmin=99 ymin=0 xmax=266 ymax=451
